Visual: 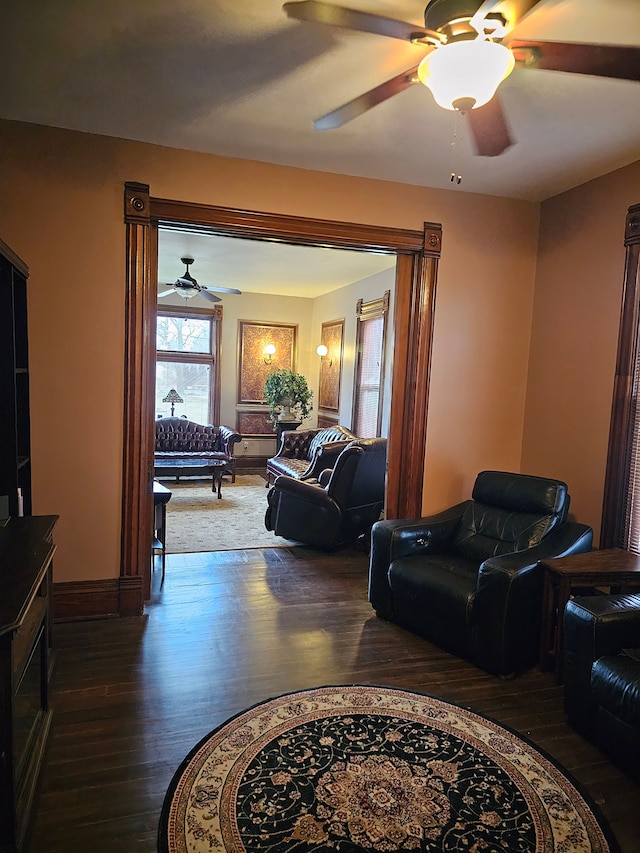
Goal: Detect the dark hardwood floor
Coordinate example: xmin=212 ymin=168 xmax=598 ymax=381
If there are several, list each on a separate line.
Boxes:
xmin=29 ymin=546 xmax=640 ymax=852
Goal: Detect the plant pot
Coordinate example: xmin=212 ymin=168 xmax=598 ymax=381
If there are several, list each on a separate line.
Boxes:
xmin=278 ymin=397 xmax=294 ymax=421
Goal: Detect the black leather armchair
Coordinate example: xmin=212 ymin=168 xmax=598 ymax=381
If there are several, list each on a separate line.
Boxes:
xmin=265 ymin=438 xmax=387 ymax=550
xmin=564 ymin=592 xmax=640 ymax=779
xmin=369 ymin=470 xmax=593 ymax=677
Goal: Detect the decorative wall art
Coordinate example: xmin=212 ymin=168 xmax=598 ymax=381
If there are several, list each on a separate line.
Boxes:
xmin=238 ymin=321 xmax=297 ymax=405
xmin=317 ymin=319 xmax=344 ymax=413
xmin=236 ymin=410 xmax=274 ymax=437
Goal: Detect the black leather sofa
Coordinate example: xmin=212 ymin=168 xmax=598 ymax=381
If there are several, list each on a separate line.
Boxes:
xmin=265 ymin=437 xmax=387 ymax=549
xmin=368 ymin=470 xmax=593 ymax=677
xmin=564 ymin=591 xmax=640 ymax=779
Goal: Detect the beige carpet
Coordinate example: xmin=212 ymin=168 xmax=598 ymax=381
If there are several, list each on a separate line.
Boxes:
xmin=161 ymin=475 xmax=297 ymax=553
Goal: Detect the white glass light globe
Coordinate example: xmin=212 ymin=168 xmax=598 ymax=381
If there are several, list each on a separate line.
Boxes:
xmin=417 ymin=38 xmax=515 ymax=111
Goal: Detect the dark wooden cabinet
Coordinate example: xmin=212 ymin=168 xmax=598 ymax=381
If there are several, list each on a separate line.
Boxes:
xmin=0 ymin=516 xmax=57 ymax=853
xmin=0 ymin=239 xmax=31 ymax=520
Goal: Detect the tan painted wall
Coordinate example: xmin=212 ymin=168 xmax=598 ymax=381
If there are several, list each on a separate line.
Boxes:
xmin=311 ymin=267 xmax=396 ymax=433
xmin=0 ymin=119 xmax=539 ymax=583
xmin=522 ymin=160 xmax=640 ymax=544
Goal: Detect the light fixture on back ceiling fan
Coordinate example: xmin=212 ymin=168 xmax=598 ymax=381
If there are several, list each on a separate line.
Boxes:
xmin=283 ymin=0 xmax=640 ymax=157
xmin=158 ymin=257 xmax=242 ymax=304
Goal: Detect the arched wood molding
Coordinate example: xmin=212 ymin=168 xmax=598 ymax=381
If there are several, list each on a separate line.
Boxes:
xmin=122 ymin=184 xmax=442 ymax=607
xmin=600 ymin=203 xmax=640 ymax=548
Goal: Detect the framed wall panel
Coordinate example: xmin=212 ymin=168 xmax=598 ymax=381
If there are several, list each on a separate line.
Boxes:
xmin=238 ymin=321 xmax=297 ymax=404
xmin=317 ymin=319 xmax=344 ymax=413
xmin=237 ymin=409 xmax=274 ymax=437
xmin=317 ymin=412 xmax=339 ymax=429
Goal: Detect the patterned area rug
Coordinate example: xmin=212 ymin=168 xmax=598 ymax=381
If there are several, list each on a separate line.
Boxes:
xmin=161 ymin=475 xmax=297 ymax=552
xmin=158 ymin=684 xmax=618 ymax=853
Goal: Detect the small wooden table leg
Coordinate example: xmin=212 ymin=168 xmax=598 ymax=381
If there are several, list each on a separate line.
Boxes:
xmin=554 ymin=577 xmax=572 ymax=683
xmin=159 ymin=502 xmax=167 ymax=584
xmin=539 ymin=571 xmax=555 ymax=672
xmin=212 ymin=470 xmax=223 ymax=499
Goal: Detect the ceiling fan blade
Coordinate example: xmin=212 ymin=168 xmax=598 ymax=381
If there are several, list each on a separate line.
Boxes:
xmin=470 ymin=0 xmax=544 ymax=36
xmin=200 ymin=290 xmax=222 ymax=303
xmin=314 ymin=65 xmax=420 ymax=130
xmin=202 ymin=285 xmax=242 ymax=295
xmin=466 ymin=94 xmax=513 ymax=156
xmin=508 ymin=40 xmax=640 ymax=81
xmin=284 ymin=1 xmax=437 ymax=43
xmin=158 ymin=288 xmax=177 ymax=297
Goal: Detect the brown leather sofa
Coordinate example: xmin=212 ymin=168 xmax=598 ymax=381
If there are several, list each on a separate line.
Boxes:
xmin=564 ymin=592 xmax=640 ymax=779
xmin=265 ymin=437 xmax=387 ymax=549
xmin=368 ymin=470 xmax=593 ymax=677
xmin=154 ymin=417 xmax=242 ymax=482
xmin=266 ymin=424 xmax=356 ymax=486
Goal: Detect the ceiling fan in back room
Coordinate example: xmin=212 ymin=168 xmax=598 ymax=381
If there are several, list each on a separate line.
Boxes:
xmin=283 ymin=0 xmax=640 ymax=157
xmin=158 ymin=257 xmax=242 ymax=304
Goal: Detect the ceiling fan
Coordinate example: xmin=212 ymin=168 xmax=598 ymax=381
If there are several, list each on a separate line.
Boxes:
xmin=158 ymin=257 xmax=242 ymax=303
xmin=284 ymin=0 xmax=640 ymax=156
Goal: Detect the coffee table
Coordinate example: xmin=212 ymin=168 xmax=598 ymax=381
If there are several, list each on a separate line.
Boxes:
xmin=154 ymin=458 xmax=227 ymax=499
xmin=539 ymin=548 xmax=640 ymax=682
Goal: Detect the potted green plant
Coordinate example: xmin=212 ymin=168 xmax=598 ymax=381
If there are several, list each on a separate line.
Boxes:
xmin=263 ymin=368 xmax=313 ymax=426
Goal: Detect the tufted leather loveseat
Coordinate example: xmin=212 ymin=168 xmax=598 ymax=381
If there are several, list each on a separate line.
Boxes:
xmin=266 ymin=425 xmax=356 ymax=486
xmin=155 ymin=417 xmax=242 ymax=482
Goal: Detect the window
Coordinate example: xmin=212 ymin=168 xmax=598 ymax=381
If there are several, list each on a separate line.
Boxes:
xmin=601 ymin=203 xmax=640 ymax=549
xmin=156 ymin=306 xmax=221 ymax=425
xmin=352 ymin=291 xmax=390 ymax=438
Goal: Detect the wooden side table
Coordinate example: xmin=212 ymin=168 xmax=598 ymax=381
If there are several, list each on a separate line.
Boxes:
xmin=275 ymin=419 xmax=302 ymax=448
xmin=539 ymin=548 xmax=640 ymax=682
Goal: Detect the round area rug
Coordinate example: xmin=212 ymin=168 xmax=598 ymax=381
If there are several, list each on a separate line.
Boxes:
xmin=158 ymin=684 xmax=618 ymax=853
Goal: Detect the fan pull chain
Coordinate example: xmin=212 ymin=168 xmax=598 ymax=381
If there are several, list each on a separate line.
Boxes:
xmin=450 ymin=110 xmax=462 ymax=186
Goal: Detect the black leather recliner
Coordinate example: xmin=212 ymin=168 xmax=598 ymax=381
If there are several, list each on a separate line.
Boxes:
xmin=265 ymin=437 xmax=387 ymax=550
xmin=368 ymin=470 xmax=593 ymax=677
xmin=564 ymin=592 xmax=640 ymax=779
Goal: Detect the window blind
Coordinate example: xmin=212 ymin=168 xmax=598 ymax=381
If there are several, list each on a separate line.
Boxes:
xmin=354 ymin=315 xmax=384 ymax=438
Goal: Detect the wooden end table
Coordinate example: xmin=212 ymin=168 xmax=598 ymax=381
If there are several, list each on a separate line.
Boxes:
xmin=539 ymin=548 xmax=640 ymax=682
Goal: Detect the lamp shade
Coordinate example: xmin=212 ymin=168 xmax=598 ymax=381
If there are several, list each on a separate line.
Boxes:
xmin=265 ymin=343 xmax=277 ymax=357
xmin=417 ymin=38 xmax=514 ymax=111
xmin=316 ymin=344 xmax=328 ymax=358
xmin=162 ymin=389 xmax=184 ymax=405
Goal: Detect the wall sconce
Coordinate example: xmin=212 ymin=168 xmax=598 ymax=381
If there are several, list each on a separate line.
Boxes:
xmin=317 ymin=344 xmax=332 ymax=367
xmin=264 ymin=343 xmax=276 ymax=365
xmin=162 ymin=388 xmax=184 ymax=416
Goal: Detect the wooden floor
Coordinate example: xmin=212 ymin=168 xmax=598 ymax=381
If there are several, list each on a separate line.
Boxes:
xmin=29 ymin=546 xmax=640 ymax=852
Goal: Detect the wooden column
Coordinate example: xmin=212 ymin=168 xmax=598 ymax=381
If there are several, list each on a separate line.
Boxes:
xmin=385 ymin=223 xmax=441 ymax=520
xmin=601 ymin=204 xmax=640 ymax=548
xmin=122 ymin=183 xmax=156 ymax=611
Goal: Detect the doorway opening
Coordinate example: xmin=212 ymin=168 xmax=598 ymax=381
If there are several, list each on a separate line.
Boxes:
xmin=154 ymin=225 xmax=398 ymax=557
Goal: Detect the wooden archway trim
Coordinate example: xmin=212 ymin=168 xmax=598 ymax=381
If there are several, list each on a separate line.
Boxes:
xmin=123 ymin=184 xmax=441 ymax=612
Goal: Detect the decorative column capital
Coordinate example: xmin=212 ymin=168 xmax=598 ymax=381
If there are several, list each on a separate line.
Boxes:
xmin=124 ymin=182 xmax=150 ymax=225
xmin=423 ymin=222 xmax=442 ymax=257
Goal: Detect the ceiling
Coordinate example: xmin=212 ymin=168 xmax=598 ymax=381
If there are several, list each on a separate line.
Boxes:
xmin=2 ymin=0 xmax=639 ymax=202
xmin=158 ymin=227 xmax=396 ymax=297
